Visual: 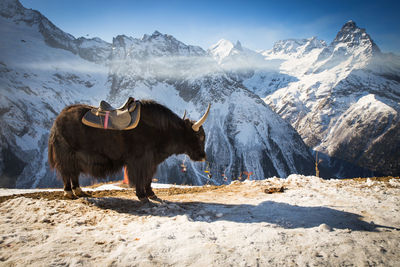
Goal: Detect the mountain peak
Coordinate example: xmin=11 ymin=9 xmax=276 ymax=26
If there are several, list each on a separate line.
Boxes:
xmin=234 ymin=40 xmax=243 ymax=51
xmin=212 ymin=39 xmax=234 ymax=48
xmin=336 ymin=20 xmax=360 ymax=38
xmin=0 ymin=0 xmax=36 ymax=21
xmin=332 ymin=20 xmax=380 ymax=53
xmin=208 ymin=39 xmax=235 ymax=61
xmin=0 ymin=0 xmax=22 ymax=14
xmin=209 ymin=39 xmax=245 ymax=53
xmin=142 ymin=30 xmax=165 ymax=41
xmin=152 ymin=30 xmax=162 ymax=37
xmin=343 ymin=20 xmax=357 ymax=29
xmin=269 ymin=38 xmax=326 ymax=57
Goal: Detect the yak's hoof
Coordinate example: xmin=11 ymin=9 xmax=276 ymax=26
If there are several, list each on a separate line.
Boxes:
xmin=149 ymin=195 xmax=163 ymax=203
xmin=139 ymin=197 xmax=149 ymax=203
xmin=64 ymin=191 xmax=77 ymax=199
xmin=73 ymin=187 xmax=90 ymax=197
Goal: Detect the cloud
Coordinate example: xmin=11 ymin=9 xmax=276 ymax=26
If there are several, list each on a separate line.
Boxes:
xmin=110 ymin=52 xmax=281 ymax=81
xmin=16 ymin=60 xmax=109 ymax=75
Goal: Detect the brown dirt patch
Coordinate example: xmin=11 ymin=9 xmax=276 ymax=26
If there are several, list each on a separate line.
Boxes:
xmin=2 ymin=177 xmax=396 ymax=204
xmin=0 ymin=185 xmax=229 ymax=204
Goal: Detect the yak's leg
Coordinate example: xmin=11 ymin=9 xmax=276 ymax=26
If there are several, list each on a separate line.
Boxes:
xmin=145 ymin=164 xmax=157 ymax=198
xmin=126 ymin=163 xmax=147 ymax=202
xmin=145 ymin=176 xmax=161 ymax=202
xmin=60 ymin=173 xmax=75 ymax=199
xmin=71 ymin=174 xmax=89 ymax=197
xmin=144 ymin=163 xmax=160 ymax=201
xmin=145 ymin=181 xmax=156 ymax=199
xmin=136 ymin=183 xmax=148 ymax=203
xmin=126 ymin=159 xmax=158 ymax=203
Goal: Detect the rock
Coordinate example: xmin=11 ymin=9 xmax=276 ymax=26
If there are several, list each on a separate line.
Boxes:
xmin=318 ymin=223 xmax=332 ymax=232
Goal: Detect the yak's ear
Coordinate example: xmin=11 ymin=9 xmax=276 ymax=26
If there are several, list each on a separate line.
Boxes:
xmin=182 ymin=110 xmax=187 ymax=120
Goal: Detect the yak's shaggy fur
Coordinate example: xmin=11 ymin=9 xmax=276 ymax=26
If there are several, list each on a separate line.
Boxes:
xmin=48 ymin=100 xmax=207 ymax=200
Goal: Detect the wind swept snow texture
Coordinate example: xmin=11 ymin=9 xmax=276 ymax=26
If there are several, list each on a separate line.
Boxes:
xmin=0 ymin=175 xmax=399 ymax=266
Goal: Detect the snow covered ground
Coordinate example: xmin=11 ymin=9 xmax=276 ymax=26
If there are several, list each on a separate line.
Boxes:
xmin=1 ymin=175 xmax=399 ymax=266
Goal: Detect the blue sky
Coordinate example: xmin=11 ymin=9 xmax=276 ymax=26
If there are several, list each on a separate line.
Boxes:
xmin=20 ymin=0 xmax=400 ymax=53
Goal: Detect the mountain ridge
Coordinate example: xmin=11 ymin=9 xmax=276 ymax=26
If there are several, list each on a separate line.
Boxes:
xmin=1 ymin=0 xmax=399 ymax=190
xmin=0 ymin=0 xmax=316 ymax=188
xmin=260 ymin=21 xmax=400 ymax=176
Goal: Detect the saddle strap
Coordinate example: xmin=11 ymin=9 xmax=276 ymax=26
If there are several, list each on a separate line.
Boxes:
xmin=104 ymin=111 xmax=110 ymax=129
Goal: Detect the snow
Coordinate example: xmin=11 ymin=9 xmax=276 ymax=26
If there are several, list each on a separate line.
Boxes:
xmin=1 ymin=0 xmax=315 ymax=187
xmin=259 ymin=21 xmax=400 ymax=178
xmin=0 ymin=175 xmax=399 ymax=266
xmin=0 ymin=11 xmax=110 ymax=188
xmin=208 ymin=39 xmax=235 ymax=63
xmin=263 ymin=37 xmax=326 ymax=60
xmin=320 ymin=94 xmax=398 ymax=154
xmin=1 ymin=0 xmax=398 ymax=189
xmin=106 ymin=33 xmax=314 ymax=184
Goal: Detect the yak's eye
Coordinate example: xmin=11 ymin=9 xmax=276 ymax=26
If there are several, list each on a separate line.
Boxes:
xmin=199 ymin=135 xmax=205 ymax=142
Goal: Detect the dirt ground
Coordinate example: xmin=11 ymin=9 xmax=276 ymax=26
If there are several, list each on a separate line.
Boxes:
xmin=0 ymin=176 xmax=397 ymax=204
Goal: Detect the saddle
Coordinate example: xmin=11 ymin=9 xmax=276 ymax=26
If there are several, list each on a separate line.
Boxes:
xmin=82 ymin=97 xmax=141 ymax=130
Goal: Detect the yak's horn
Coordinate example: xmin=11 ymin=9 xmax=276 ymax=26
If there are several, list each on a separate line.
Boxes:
xmin=182 ymin=110 xmax=187 ymax=120
xmin=192 ymin=104 xmax=211 ymax=132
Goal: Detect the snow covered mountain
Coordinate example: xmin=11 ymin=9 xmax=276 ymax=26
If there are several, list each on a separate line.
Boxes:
xmin=0 ymin=0 xmax=314 ymax=188
xmin=263 ymin=37 xmax=327 ymax=59
xmin=3 ymin=0 xmax=397 ymax=189
xmin=106 ymin=32 xmax=314 ymax=185
xmin=261 ymin=21 xmax=400 ymax=176
xmin=209 ymin=39 xmax=296 ymax=100
xmin=208 ymin=21 xmax=400 ymax=177
xmin=0 ymin=0 xmax=111 ymax=188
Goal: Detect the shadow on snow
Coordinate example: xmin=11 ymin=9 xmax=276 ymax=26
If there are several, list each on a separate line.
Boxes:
xmin=86 ymin=197 xmax=398 ymax=232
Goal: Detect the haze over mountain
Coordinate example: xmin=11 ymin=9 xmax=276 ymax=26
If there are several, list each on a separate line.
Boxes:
xmin=1 ymin=0 xmax=399 ymax=188
xmin=0 ymin=0 xmax=315 ymax=188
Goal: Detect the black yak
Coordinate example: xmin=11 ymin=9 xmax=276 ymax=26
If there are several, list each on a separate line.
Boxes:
xmin=48 ymin=99 xmax=210 ymax=201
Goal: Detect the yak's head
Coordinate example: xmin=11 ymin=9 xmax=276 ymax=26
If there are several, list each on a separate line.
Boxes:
xmin=183 ymin=104 xmax=211 ymax=162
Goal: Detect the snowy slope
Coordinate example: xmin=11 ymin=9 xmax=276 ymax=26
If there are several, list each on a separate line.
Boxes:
xmin=0 ymin=0 xmax=110 ymax=188
xmin=1 ymin=0 xmax=315 ymax=188
xmin=205 ymin=21 xmax=399 ymax=177
xmin=3 ymin=0 xmax=397 ymax=188
xmin=262 ymin=21 xmax=400 ymax=176
xmin=262 ymin=37 xmax=327 ymax=59
xmin=1 ymin=176 xmax=400 ymax=266
xmin=0 ymin=0 xmax=112 ymax=63
xmin=209 ymin=39 xmax=297 ymax=102
xmin=107 ymin=33 xmax=314 ymax=185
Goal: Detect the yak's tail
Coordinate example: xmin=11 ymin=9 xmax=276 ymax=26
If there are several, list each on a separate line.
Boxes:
xmin=48 ymin=127 xmax=57 ymax=170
